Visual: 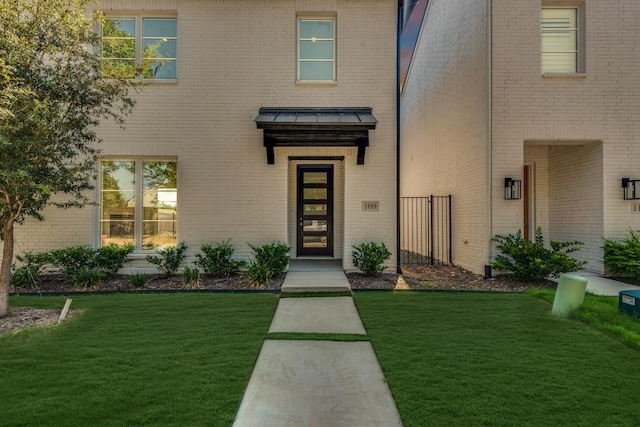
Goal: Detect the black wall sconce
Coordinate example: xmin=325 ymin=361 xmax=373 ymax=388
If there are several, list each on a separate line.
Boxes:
xmin=504 ymin=177 xmax=522 ymax=200
xmin=622 ymin=178 xmax=640 ymax=200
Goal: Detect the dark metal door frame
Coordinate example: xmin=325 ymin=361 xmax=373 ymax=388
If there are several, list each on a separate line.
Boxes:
xmin=296 ymin=165 xmax=334 ymax=257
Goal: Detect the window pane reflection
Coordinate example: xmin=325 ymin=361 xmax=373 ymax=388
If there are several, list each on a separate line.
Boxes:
xmin=304 ymin=204 xmax=327 ymax=216
xmin=303 ymin=188 xmax=327 ymax=200
xmin=303 ymin=172 xmax=327 ymax=184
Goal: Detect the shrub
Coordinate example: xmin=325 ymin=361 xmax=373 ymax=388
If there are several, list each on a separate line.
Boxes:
xmin=352 ymin=242 xmax=392 ymax=275
xmin=194 ymin=240 xmax=246 ymax=276
xmin=11 ymin=251 xmax=52 ymax=287
xmin=491 ymin=227 xmax=587 ymax=281
xmin=49 ymin=245 xmax=97 ymax=277
xmin=128 ymin=272 xmax=149 ymax=289
xmin=246 ymin=241 xmax=290 ymax=284
xmin=603 ymin=229 xmax=640 ymax=281
xmin=146 ymin=242 xmax=188 ymax=277
xmin=48 ymin=244 xmax=133 ymax=279
xmin=95 ymin=244 xmax=134 ymax=277
xmin=182 ymin=264 xmax=201 ymax=287
xmin=70 ymin=268 xmax=105 ymax=289
xmin=246 ymin=260 xmax=273 ymax=285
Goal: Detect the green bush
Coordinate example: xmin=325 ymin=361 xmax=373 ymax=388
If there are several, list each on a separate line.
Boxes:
xmin=146 ymin=242 xmax=188 ymax=277
xmin=11 ymin=251 xmax=52 ymax=287
xmin=194 ymin=240 xmax=246 ymax=276
xmin=49 ymin=246 xmax=97 ymax=277
xmin=128 ymin=272 xmax=149 ymax=289
xmin=246 ymin=241 xmax=290 ymax=285
xmin=352 ymin=242 xmax=392 ymax=275
xmin=182 ymin=264 xmax=200 ymax=287
xmin=96 ymin=244 xmax=134 ymax=277
xmin=70 ymin=268 xmax=105 ymax=289
xmin=603 ymin=229 xmax=640 ymax=281
xmin=491 ymin=227 xmax=587 ymax=281
xmin=246 ymin=260 xmax=273 ymax=285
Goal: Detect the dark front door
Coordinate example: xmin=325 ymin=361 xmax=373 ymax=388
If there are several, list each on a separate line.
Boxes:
xmin=297 ymin=165 xmax=334 ymax=256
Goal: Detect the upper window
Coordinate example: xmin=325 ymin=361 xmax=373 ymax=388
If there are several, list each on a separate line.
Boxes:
xmin=100 ymin=160 xmax=177 ymax=251
xmin=541 ymin=7 xmax=579 ymax=73
xmin=298 ymin=18 xmax=336 ymax=82
xmin=101 ymin=16 xmax=177 ymax=80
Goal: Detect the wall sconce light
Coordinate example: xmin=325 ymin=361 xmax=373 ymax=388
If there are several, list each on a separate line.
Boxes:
xmin=504 ymin=177 xmax=522 ymax=200
xmin=622 ymin=178 xmax=640 ymax=200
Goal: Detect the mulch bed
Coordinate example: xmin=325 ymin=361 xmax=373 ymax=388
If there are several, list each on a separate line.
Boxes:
xmin=2 ymin=265 xmax=555 ymax=336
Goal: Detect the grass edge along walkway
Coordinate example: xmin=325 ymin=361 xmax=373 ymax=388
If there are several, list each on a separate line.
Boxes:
xmin=2 ymin=293 xmax=278 ymax=427
xmin=354 ymin=290 xmax=640 ymax=427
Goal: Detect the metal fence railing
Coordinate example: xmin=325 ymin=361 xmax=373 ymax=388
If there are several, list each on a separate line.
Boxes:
xmin=400 ymin=195 xmax=452 ymax=266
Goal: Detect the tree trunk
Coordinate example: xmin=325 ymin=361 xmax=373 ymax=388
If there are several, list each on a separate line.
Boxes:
xmin=0 ymin=217 xmax=15 ymax=318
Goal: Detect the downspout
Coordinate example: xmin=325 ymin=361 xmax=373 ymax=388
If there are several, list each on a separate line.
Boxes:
xmin=485 ymin=0 xmax=494 ymax=277
xmin=396 ymin=1 xmax=402 ymax=274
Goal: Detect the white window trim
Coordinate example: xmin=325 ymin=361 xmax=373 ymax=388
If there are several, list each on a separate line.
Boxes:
xmin=541 ymin=4 xmax=585 ymax=75
xmin=100 ymin=13 xmax=178 ymax=82
xmin=296 ymin=17 xmax=337 ymax=84
xmin=98 ymin=158 xmax=178 ymax=252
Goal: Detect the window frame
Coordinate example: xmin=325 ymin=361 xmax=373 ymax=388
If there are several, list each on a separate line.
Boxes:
xmin=98 ymin=158 xmax=178 ymax=252
xmin=297 ymin=17 xmax=337 ymax=83
xmin=100 ymin=13 xmax=178 ymax=81
xmin=541 ymin=4 xmax=585 ymax=75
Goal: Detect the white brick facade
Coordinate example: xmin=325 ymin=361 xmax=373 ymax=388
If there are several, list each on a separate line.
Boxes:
xmin=402 ymin=0 xmax=640 ymax=275
xmin=6 ymin=0 xmax=398 ymax=273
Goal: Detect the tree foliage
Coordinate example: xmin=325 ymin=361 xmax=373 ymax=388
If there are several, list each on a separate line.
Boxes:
xmin=0 ymin=0 xmax=137 ymax=316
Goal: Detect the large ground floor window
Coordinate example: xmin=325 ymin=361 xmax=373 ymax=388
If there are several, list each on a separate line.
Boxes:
xmin=100 ymin=159 xmax=177 ymax=250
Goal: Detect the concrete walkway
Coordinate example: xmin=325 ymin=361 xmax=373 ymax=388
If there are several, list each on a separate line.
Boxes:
xmin=233 ymin=261 xmax=403 ymax=426
xmin=233 ymin=262 xmax=636 ymax=425
xmin=582 ymin=274 xmax=640 ymax=297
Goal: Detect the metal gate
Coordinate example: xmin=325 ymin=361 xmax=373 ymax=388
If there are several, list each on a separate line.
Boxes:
xmin=400 ymin=196 xmax=452 ymax=266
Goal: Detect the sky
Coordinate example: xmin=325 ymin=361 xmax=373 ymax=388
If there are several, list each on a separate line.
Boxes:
xmin=400 ymin=0 xmax=429 ymax=89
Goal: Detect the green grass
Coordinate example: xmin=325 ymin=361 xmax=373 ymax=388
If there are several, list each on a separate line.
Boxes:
xmin=1 ymin=293 xmax=278 ymax=427
xmin=354 ymin=291 xmax=640 ymax=427
xmin=530 ymin=289 xmax=640 ymax=350
xmin=6 ymin=291 xmax=640 ymax=426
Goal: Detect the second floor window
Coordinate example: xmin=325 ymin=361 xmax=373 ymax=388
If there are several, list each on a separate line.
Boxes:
xmin=541 ymin=8 xmax=579 ymax=73
xmin=101 ymin=16 xmax=177 ymax=80
xmin=298 ymin=18 xmax=336 ymax=82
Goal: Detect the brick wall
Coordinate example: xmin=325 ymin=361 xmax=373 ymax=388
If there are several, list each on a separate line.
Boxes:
xmin=5 ymin=0 xmax=397 ymax=273
xmin=493 ymin=0 xmax=640 ymax=274
xmin=400 ymin=0 xmax=489 ymax=274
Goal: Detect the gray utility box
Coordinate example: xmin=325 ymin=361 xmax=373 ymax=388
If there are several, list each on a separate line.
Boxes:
xmin=619 ymin=290 xmax=640 ymax=318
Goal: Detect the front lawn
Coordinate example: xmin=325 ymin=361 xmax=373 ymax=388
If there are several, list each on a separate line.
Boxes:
xmin=1 ymin=293 xmax=278 ymax=426
xmin=354 ymin=291 xmax=640 ymax=427
xmin=5 ymin=291 xmax=640 ymax=426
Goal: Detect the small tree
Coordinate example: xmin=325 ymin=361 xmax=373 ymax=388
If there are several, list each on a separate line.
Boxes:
xmin=0 ymin=0 xmax=137 ymax=317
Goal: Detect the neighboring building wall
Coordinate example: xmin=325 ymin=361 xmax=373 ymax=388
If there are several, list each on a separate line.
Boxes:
xmin=548 ymin=143 xmax=603 ymax=272
xmin=492 ymin=0 xmax=640 ymax=273
xmin=400 ymin=0 xmax=488 ymax=274
xmin=7 ymin=0 xmax=397 ymax=272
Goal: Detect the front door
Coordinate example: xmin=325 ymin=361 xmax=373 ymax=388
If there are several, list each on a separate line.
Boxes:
xmin=297 ymin=165 xmax=333 ymax=256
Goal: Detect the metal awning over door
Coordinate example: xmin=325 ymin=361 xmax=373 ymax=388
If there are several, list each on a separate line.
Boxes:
xmin=254 ymin=107 xmax=377 ymax=165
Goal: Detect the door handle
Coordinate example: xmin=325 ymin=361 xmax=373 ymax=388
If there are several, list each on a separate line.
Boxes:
xmin=299 ymin=217 xmax=303 ymax=227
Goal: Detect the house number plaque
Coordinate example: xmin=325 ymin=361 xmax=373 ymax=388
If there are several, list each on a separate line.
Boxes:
xmin=362 ymin=201 xmax=379 ymax=211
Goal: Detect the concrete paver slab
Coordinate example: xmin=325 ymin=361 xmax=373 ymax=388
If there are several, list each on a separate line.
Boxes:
xmin=233 ymin=340 xmax=403 ymax=427
xmin=281 ymin=271 xmax=351 ymax=292
xmin=584 ymin=275 xmax=640 ymax=296
xmin=269 ymin=297 xmax=367 ymax=335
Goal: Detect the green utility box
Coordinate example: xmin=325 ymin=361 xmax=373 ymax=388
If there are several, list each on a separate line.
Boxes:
xmin=619 ymin=290 xmax=640 ymax=318
xmin=552 ymin=273 xmax=587 ymax=317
